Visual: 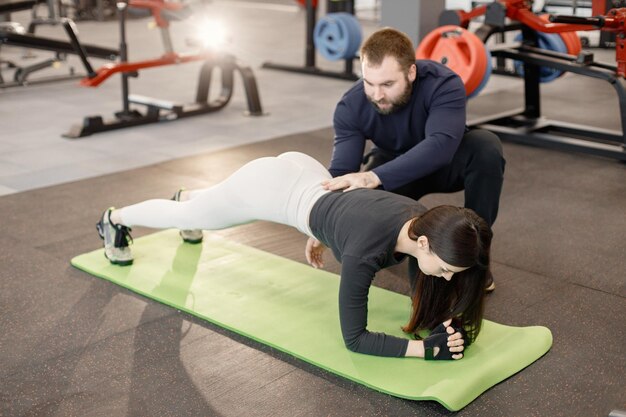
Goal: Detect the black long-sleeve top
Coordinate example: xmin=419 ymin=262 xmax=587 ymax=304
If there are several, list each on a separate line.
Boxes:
xmin=330 ymin=60 xmax=466 ymax=190
xmin=309 ymin=189 xmax=427 ymax=357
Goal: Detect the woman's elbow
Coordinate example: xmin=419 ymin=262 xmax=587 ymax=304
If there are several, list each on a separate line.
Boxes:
xmin=343 ymin=336 xmax=362 ymax=353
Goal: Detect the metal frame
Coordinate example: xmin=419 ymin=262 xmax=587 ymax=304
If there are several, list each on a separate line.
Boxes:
xmin=64 ymin=1 xmax=263 ymax=138
xmin=0 ymin=6 xmax=117 ymax=87
xmin=467 ymin=3 xmax=626 ymax=161
xmin=64 ymin=56 xmax=264 ymax=138
xmin=261 ymin=0 xmax=359 ymax=81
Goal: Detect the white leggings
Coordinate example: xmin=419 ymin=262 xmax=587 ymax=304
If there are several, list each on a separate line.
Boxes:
xmin=118 ymin=152 xmax=332 ymax=238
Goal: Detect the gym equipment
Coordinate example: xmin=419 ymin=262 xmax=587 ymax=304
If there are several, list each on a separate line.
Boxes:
xmin=513 ymin=31 xmax=568 ymax=82
xmin=470 ymin=43 xmax=493 ymax=99
xmin=416 ymin=25 xmax=491 ymax=97
xmin=0 ymin=0 xmax=118 ymax=87
xmin=557 ymin=25 xmax=583 ymax=56
xmin=295 ymin=0 xmax=317 ymax=8
xmin=71 ymin=229 xmax=553 ymax=411
xmin=0 ymin=0 xmax=36 ymax=11
xmin=512 ymin=13 xmax=582 ymax=81
xmin=27 ymin=0 xmax=70 ymax=33
xmin=559 ymin=29 xmax=582 ymax=54
xmin=313 ymin=12 xmax=361 ymax=61
xmin=262 ymin=0 xmax=359 ymax=81
xmin=439 ymin=5 xmax=489 ymax=29
xmin=435 ymin=0 xmax=626 ymax=161
xmin=64 ymin=0 xmax=263 ymax=138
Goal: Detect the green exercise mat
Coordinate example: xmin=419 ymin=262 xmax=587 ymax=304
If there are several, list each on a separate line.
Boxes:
xmin=71 ymin=230 xmax=552 ymax=411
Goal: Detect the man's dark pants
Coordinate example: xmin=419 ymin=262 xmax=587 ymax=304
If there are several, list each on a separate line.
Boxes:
xmin=362 ymin=128 xmax=505 ymax=290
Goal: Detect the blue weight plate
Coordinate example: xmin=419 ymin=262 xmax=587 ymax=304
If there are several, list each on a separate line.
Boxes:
xmin=337 ymin=13 xmax=362 ymax=59
xmin=514 ymin=31 xmax=567 ymax=83
xmin=314 ymin=17 xmax=346 ymax=60
xmin=468 ymin=43 xmax=492 ymax=98
xmin=314 ymin=13 xmax=360 ymax=61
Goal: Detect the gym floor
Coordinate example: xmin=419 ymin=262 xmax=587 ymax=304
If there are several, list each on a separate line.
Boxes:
xmin=1 ymin=1 xmax=625 ymax=416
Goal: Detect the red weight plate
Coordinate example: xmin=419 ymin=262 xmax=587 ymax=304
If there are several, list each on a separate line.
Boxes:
xmin=538 ymin=14 xmax=582 ymax=56
xmin=416 ymin=25 xmax=487 ymax=96
xmin=560 ymin=31 xmax=582 ymax=56
xmin=296 ymin=0 xmax=318 ymax=8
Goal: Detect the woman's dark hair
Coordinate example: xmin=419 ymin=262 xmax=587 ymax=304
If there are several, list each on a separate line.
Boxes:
xmin=402 ymin=205 xmax=493 ymax=344
xmin=360 ymin=27 xmax=416 ymax=74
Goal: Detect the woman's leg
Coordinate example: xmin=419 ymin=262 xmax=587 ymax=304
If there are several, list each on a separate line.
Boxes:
xmin=183 ymin=152 xmax=330 ymax=201
xmin=115 ymin=156 xmax=327 ymax=232
xmin=277 ymin=152 xmax=332 ymax=179
xmin=100 ymin=154 xmax=330 ymax=265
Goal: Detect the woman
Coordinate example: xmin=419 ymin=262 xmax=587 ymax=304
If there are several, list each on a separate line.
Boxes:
xmin=97 ymin=152 xmax=492 ymax=360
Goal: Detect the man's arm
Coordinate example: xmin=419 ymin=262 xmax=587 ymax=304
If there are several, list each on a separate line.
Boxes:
xmin=325 ymin=99 xmax=380 ymax=191
xmin=328 ymin=100 xmax=367 ymax=178
xmin=372 ymin=77 xmax=467 ymax=190
xmin=328 ymin=75 xmax=467 ymax=192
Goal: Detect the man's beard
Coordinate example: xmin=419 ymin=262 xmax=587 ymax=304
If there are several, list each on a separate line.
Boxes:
xmin=367 ymin=77 xmax=413 ymax=115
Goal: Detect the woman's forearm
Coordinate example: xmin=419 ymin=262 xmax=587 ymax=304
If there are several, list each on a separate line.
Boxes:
xmin=405 ymin=339 xmax=425 ymax=358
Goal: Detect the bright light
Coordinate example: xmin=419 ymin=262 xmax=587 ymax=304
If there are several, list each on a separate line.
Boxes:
xmin=195 ymin=19 xmax=229 ymax=51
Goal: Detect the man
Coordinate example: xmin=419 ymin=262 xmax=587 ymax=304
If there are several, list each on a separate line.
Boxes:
xmin=321 ymin=27 xmax=505 ymax=291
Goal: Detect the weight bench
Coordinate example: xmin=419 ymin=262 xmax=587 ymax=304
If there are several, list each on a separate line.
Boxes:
xmin=64 ymin=0 xmax=264 ymax=138
xmin=0 ymin=0 xmax=118 ymax=86
xmin=0 ymin=31 xmax=117 ymax=60
xmin=0 ymin=0 xmax=38 ymax=14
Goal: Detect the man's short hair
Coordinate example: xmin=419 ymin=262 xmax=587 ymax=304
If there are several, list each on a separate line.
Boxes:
xmin=360 ymin=27 xmax=415 ymax=73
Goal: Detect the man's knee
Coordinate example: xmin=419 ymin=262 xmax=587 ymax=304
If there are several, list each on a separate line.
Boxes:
xmin=463 ymin=129 xmax=505 ymax=175
xmin=362 ymin=148 xmax=394 ymax=171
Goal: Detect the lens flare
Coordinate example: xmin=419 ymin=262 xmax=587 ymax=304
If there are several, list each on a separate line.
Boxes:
xmin=195 ymin=19 xmax=229 ymax=50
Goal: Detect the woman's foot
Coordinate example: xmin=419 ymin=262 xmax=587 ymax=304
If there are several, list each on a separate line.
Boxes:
xmin=96 ymin=208 xmax=134 ymax=266
xmin=172 ymin=189 xmax=203 ymax=244
xmin=485 ymin=271 xmax=496 ymax=292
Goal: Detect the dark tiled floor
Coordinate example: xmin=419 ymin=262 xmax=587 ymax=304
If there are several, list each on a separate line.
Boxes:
xmin=1 ymin=127 xmax=624 ymax=417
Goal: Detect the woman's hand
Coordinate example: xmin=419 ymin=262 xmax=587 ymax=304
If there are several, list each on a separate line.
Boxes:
xmin=440 ymin=319 xmax=465 ymax=360
xmin=405 ymin=319 xmax=465 ymax=359
xmin=305 ymin=237 xmax=326 ymax=269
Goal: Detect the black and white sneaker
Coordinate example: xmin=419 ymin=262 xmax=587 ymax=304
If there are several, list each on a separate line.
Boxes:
xmin=172 ymin=189 xmax=203 ymax=244
xmin=96 ymin=207 xmax=134 ymax=266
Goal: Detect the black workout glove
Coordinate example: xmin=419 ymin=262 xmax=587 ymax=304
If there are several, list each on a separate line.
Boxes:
xmin=429 ymin=322 xmax=448 ymax=335
xmin=423 ymin=332 xmax=457 ymax=360
xmin=430 ymin=321 xmax=468 ymax=342
xmin=422 ymin=322 xmax=467 ymax=360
